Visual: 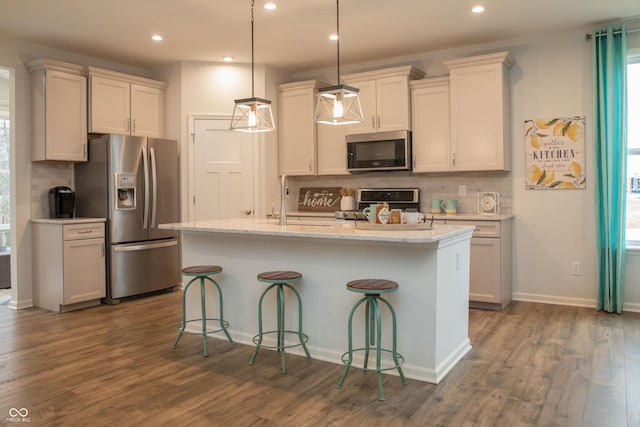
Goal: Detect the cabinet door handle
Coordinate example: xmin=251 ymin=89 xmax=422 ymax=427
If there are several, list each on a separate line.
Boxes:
xmin=242 ymin=209 xmax=252 ymax=215
xmin=100 ymin=243 xmax=105 ymax=257
xmin=132 ymin=119 xmax=136 ymax=134
xmin=376 ymin=115 xmax=381 ymax=129
xmin=127 ymin=118 xmax=131 ymax=133
xmin=453 ymin=152 xmax=456 ymax=167
xmin=77 ymin=229 xmax=93 ymax=234
xmin=413 ymin=155 xmax=416 ymax=169
xmin=371 ymin=116 xmax=375 ymax=129
xmin=308 ymin=159 xmax=312 ymax=172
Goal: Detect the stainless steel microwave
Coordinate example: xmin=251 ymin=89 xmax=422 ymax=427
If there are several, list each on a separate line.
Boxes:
xmin=346 ymin=130 xmax=412 ymax=172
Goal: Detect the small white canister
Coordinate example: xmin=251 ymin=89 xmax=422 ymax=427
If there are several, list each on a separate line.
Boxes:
xmin=340 ymin=196 xmax=355 ymax=211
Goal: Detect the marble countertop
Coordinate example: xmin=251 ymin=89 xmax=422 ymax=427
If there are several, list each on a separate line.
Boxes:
xmin=160 ymin=218 xmax=474 ymax=245
xmin=30 ymin=217 xmax=106 ymax=224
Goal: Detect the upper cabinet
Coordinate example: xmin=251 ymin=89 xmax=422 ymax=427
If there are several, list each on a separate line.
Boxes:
xmin=410 ymin=77 xmax=451 ymax=172
xmin=28 ymin=59 xmax=88 ymax=162
xmin=278 ymin=80 xmax=323 ymax=176
xmin=444 ymin=51 xmax=514 ymax=171
xmin=87 ymin=67 xmax=167 ymax=138
xmin=343 ymin=66 xmax=424 ymax=134
xmin=278 ymin=80 xmax=351 ymax=176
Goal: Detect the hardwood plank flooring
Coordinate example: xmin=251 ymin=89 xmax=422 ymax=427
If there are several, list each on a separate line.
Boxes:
xmin=0 ymin=292 xmax=639 ymax=426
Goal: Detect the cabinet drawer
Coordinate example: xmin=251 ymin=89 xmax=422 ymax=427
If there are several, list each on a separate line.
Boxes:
xmin=63 ymin=223 xmax=105 ymax=240
xmin=447 ymin=220 xmax=500 ymax=238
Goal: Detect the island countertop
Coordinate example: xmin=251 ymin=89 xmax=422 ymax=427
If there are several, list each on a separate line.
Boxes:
xmin=159 ymin=218 xmax=474 ymax=245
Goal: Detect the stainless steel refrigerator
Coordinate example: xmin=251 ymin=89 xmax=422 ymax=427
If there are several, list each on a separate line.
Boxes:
xmin=75 ymin=134 xmax=180 ymax=303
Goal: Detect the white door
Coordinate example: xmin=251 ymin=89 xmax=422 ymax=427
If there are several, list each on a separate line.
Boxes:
xmin=193 ymin=118 xmax=255 ymax=221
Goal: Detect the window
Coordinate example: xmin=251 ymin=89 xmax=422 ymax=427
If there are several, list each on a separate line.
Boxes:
xmin=627 ymin=58 xmax=640 ymax=245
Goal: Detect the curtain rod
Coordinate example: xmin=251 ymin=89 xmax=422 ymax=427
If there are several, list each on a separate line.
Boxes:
xmin=585 ymin=27 xmax=640 ymax=41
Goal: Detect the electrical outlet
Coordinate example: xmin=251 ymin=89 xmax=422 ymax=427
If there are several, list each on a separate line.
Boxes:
xmin=458 ymin=185 xmax=466 ymax=197
xmin=571 ymin=262 xmax=582 ymax=276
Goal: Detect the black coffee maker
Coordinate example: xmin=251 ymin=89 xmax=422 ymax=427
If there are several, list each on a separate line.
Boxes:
xmin=49 ymin=186 xmax=76 ymax=218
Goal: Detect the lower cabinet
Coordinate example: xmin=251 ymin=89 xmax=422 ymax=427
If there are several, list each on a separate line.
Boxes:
xmin=439 ymin=218 xmax=512 ymax=309
xmin=33 ymin=221 xmax=106 ymax=312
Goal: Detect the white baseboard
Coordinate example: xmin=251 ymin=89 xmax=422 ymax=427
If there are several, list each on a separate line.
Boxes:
xmin=513 ymin=292 xmax=640 ymax=313
xmin=513 ymin=292 xmax=595 ymax=308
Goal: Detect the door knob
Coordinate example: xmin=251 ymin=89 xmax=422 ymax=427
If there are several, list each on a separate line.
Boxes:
xmin=242 ymin=209 xmax=252 ymax=215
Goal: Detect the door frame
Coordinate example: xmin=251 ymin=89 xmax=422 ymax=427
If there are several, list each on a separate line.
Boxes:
xmin=187 ymin=114 xmax=263 ymax=222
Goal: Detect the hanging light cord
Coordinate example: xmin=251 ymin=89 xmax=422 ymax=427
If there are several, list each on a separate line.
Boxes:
xmin=336 ymin=0 xmax=341 ymax=85
xmin=251 ymin=0 xmax=255 ymax=98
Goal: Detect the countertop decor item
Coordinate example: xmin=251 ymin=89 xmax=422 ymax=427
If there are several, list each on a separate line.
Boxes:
xmin=314 ymin=0 xmax=364 ymax=125
xmin=230 ymin=0 xmax=275 ymax=132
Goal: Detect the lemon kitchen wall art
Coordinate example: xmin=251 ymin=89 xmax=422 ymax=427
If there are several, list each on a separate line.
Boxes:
xmin=524 ymin=116 xmax=586 ymax=190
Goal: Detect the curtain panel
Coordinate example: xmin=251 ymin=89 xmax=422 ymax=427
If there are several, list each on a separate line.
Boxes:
xmin=593 ymin=26 xmax=628 ymax=313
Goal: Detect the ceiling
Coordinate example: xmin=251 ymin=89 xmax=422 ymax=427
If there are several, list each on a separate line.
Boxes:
xmin=0 ymin=0 xmax=638 ymax=73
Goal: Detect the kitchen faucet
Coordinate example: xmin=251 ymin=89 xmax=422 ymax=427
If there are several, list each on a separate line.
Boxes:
xmin=279 ymin=174 xmax=288 ymax=225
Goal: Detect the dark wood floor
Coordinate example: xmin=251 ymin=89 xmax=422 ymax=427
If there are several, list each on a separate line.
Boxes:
xmin=0 ymin=291 xmax=638 ymax=426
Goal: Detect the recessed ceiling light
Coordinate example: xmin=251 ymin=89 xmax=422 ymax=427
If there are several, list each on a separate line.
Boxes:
xmin=222 ymin=56 xmax=234 ymax=62
xmin=151 ymin=34 xmax=163 ymax=41
xmin=264 ymin=2 xmax=276 ymax=10
xmin=329 ymin=34 xmax=338 ymax=41
xmin=471 ymin=5 xmax=485 ymax=13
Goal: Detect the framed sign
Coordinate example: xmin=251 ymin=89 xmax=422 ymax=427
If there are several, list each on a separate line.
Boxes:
xmin=524 ymin=116 xmax=586 ymax=190
xmin=297 ymin=187 xmax=342 ymax=211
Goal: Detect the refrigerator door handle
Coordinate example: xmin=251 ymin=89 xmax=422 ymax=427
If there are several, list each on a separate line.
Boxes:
xmin=142 ymin=145 xmax=149 ymax=230
xmin=150 ymin=147 xmax=158 ymax=228
xmin=112 ymin=240 xmax=178 ymax=253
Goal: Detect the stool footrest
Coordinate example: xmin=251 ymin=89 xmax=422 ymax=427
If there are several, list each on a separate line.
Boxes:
xmin=251 ymin=330 xmax=310 ymax=350
xmin=179 ymin=318 xmax=231 ymax=335
xmin=340 ymin=348 xmax=405 ymax=372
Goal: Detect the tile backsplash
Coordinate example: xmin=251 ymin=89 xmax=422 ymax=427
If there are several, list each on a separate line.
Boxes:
xmin=288 ymin=171 xmax=512 ymax=215
xmin=31 ymin=162 xmax=73 ymax=219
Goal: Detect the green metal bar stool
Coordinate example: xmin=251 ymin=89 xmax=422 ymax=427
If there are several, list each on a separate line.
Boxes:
xmin=249 ymin=271 xmax=312 ymax=373
xmin=337 ymin=278 xmax=407 ymax=401
xmin=172 ymin=265 xmax=234 ymax=357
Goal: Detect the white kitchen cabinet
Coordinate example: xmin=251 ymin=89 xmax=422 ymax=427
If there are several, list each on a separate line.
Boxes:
xmin=343 ymin=66 xmax=424 ymax=134
xmin=28 ymin=59 xmax=87 ymax=162
xmin=87 ymin=67 xmax=166 ymax=137
xmin=33 ymin=220 xmax=106 ymax=312
xmin=317 ymin=122 xmax=349 ymax=175
xmin=278 ymin=80 xmax=325 ymax=176
xmin=439 ymin=217 xmax=512 ymax=309
xmin=410 ymin=77 xmax=451 ymax=172
xmin=444 ymin=51 xmax=514 ymax=171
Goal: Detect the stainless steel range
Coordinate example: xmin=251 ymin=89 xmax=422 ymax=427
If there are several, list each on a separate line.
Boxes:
xmin=335 ymin=188 xmax=420 ymax=220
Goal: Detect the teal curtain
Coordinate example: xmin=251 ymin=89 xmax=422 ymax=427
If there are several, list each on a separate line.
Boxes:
xmin=593 ymin=26 xmax=628 ymax=313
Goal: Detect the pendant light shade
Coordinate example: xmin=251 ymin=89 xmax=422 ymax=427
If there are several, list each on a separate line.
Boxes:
xmin=315 ymin=0 xmax=364 ymax=125
xmin=231 ymin=97 xmax=275 ymax=132
xmin=231 ymin=0 xmax=275 ymax=132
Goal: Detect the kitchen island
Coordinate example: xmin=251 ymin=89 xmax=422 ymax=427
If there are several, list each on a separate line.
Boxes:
xmin=160 ymin=218 xmax=474 ymax=384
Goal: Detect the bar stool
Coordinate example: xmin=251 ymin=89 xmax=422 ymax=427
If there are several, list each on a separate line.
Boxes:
xmin=249 ymin=271 xmax=312 ymax=373
xmin=337 ymin=278 xmax=407 ymax=401
xmin=172 ymin=265 xmax=234 ymax=356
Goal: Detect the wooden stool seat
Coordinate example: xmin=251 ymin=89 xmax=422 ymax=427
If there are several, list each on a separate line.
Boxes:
xmin=257 ymin=271 xmax=302 ymax=283
xmin=346 ymin=279 xmax=398 ymax=294
xmin=182 ymin=265 xmax=223 ymax=276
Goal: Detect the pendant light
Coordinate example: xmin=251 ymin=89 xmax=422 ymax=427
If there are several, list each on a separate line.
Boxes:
xmin=314 ymin=0 xmax=364 ymax=125
xmin=230 ymin=0 xmax=275 ymax=132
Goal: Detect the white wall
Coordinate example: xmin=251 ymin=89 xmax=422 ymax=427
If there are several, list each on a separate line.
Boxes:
xmin=291 ymin=27 xmax=640 ymax=311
